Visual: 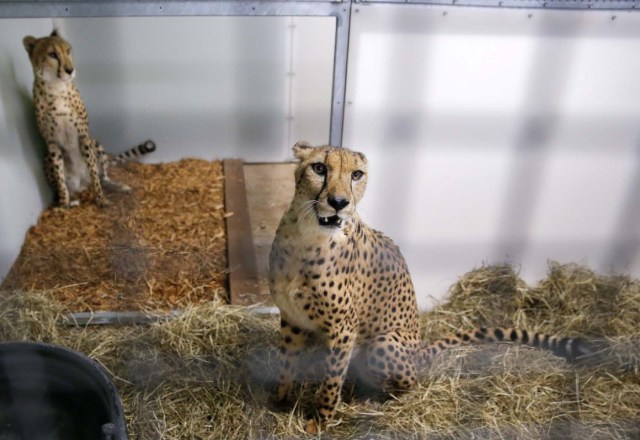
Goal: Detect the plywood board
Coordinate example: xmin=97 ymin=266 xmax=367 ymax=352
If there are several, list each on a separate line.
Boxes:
xmin=243 ymin=162 xmax=296 ymax=304
xmin=223 ymin=159 xmax=264 ymax=306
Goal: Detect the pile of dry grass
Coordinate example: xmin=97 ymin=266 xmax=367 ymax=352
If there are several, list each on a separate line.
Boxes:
xmin=1 ymin=262 xmax=639 ymax=439
xmin=1 ymin=159 xmax=228 ymax=312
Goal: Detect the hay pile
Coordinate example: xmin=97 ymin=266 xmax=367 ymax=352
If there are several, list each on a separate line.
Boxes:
xmin=1 ymin=159 xmax=227 ymax=312
xmin=1 ymin=262 xmax=639 ymax=439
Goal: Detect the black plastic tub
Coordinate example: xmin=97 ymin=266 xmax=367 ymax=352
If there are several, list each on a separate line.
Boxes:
xmin=0 ymin=341 xmax=128 ymax=440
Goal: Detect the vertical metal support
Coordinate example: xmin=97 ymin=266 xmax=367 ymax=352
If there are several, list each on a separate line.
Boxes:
xmin=329 ymin=2 xmax=352 ymax=147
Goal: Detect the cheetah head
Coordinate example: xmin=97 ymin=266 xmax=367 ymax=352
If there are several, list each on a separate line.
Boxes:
xmin=292 ymin=141 xmax=368 ymax=230
xmin=23 ymin=30 xmax=76 ymax=83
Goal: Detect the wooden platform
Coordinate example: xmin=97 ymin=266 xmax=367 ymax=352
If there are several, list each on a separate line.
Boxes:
xmin=225 ymin=161 xmax=295 ymax=306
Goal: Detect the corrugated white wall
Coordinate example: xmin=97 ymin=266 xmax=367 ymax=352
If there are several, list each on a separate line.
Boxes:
xmin=345 ymin=5 xmax=640 ymax=308
xmin=2 ymin=9 xmax=640 ymax=310
xmin=56 ymin=16 xmax=335 ymax=161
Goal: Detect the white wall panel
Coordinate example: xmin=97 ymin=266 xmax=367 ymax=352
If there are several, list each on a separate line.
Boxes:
xmin=345 ymin=5 xmax=640 ymax=309
xmin=0 ymin=19 xmax=53 ymax=280
xmin=3 ymin=9 xmax=640 ymax=307
xmin=55 ymin=16 xmax=335 ymax=162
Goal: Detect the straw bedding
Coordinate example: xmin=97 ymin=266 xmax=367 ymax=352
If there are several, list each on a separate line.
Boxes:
xmin=1 ymin=263 xmax=638 ymax=439
xmin=1 ymin=159 xmax=227 ymax=312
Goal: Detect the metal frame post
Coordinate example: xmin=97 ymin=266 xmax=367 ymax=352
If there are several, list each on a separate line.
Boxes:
xmin=329 ymin=3 xmax=351 ymax=146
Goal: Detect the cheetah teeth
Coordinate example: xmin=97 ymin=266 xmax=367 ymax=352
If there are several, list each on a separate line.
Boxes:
xmin=319 ymin=216 xmax=343 ymax=227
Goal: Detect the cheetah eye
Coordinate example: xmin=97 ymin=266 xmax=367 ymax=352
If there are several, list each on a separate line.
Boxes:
xmin=352 ymin=170 xmax=364 ymax=181
xmin=48 ymin=51 xmax=58 ymax=60
xmin=311 ymin=163 xmax=326 ymax=176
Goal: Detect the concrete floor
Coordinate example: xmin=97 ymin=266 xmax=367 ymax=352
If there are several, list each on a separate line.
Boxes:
xmin=243 ymin=162 xmax=296 ymax=305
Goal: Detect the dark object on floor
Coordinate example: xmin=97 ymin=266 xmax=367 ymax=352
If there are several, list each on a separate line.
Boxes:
xmin=0 ymin=341 xmax=127 ymax=440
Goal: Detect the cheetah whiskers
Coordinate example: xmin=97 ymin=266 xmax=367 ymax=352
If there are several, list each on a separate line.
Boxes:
xmin=298 ymin=200 xmax=318 ymax=224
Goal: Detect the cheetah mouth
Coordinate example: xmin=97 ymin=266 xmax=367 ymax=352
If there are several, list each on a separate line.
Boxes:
xmin=318 ymin=215 xmax=343 ymax=228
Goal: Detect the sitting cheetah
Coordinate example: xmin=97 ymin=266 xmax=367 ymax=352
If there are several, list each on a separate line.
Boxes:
xmin=269 ymin=142 xmax=591 ymax=434
xmin=23 ymin=30 xmax=156 ymax=208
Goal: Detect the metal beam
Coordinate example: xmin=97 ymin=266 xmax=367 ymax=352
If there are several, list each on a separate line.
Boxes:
xmin=0 ymin=1 xmax=348 ymax=18
xmin=353 ymin=0 xmax=640 ymax=10
xmin=329 ymin=3 xmax=351 ymax=146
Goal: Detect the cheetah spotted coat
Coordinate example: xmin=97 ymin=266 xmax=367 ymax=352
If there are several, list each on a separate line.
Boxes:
xmin=23 ymin=30 xmax=154 ymax=208
xmin=269 ymin=142 xmax=591 ymax=434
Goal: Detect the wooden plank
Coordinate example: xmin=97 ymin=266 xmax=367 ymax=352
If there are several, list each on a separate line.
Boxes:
xmin=224 ymin=159 xmax=261 ymax=305
xmin=243 ymin=162 xmax=297 ymax=302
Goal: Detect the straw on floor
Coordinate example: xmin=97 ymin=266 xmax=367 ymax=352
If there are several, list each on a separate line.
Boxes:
xmin=1 ymin=262 xmax=638 ymax=439
xmin=1 ymin=159 xmax=228 ymax=312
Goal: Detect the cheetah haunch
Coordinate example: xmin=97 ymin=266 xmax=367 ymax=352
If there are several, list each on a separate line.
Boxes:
xmin=23 ymin=30 xmax=155 ymax=208
xmin=269 ymin=142 xmax=591 ymax=434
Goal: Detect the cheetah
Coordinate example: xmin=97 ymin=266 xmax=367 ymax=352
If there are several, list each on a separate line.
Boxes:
xmin=269 ymin=141 xmax=591 ymax=434
xmin=23 ymin=30 xmax=156 ymax=208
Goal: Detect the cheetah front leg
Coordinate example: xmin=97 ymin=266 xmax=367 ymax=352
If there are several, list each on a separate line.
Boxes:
xmin=94 ymin=139 xmax=130 ymax=193
xmin=305 ymin=319 xmax=356 ymax=435
xmin=273 ymin=315 xmax=310 ymax=405
xmin=45 ymin=141 xmax=78 ymax=208
xmin=79 ymin=135 xmax=108 ymax=207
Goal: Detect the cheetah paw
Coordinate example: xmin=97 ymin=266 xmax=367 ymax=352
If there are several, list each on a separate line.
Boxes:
xmin=97 ymin=198 xmax=112 ymax=208
xmin=304 ymin=419 xmax=319 ymax=435
xmin=111 ymin=183 xmax=130 ymax=193
xmin=57 ymin=200 xmax=80 ymax=209
xmin=268 ymin=393 xmax=294 ymax=411
xmin=102 ymin=180 xmax=131 ymax=193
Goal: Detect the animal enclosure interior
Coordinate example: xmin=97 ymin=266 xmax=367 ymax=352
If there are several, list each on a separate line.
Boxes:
xmin=1 ymin=160 xmax=228 ymax=313
xmin=1 ymin=2 xmax=640 ymax=439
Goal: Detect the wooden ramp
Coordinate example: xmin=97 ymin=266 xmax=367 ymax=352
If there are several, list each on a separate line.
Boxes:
xmin=224 ymin=161 xmax=295 ymax=306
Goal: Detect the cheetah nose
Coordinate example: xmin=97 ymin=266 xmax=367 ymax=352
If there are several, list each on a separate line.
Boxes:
xmin=328 ymin=196 xmax=349 ymax=211
xmin=65 ymin=67 xmax=74 ymax=75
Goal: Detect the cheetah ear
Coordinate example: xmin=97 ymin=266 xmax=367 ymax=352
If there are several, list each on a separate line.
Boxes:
xmin=23 ymin=36 xmax=37 ymax=55
xmin=50 ymin=29 xmax=59 ymax=38
xmin=292 ymin=141 xmax=314 ymax=160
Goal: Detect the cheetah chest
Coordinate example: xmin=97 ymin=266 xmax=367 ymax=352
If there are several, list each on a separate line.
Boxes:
xmin=271 ymin=240 xmax=350 ymax=332
xmin=36 ymin=88 xmax=92 ymax=194
xmin=35 ymin=82 xmax=85 ymax=139
xmin=272 ymin=275 xmax=319 ymax=332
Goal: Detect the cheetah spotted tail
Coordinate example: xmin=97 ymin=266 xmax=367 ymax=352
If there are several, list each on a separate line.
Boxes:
xmin=418 ymin=327 xmax=593 ymax=368
xmin=110 ymin=140 xmax=156 ymax=163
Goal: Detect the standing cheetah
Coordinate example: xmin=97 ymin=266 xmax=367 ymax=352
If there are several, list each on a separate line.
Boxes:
xmin=23 ymin=30 xmax=156 ymax=208
xmin=269 ymin=142 xmax=591 ymax=434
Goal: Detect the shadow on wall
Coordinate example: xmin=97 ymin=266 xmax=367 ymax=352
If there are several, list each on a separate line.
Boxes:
xmin=0 ymin=19 xmax=56 ymax=280
xmin=4 ymin=60 xmax=51 ymax=203
xmin=0 ymin=51 xmax=53 ymax=206
xmin=493 ymin=14 xmax=583 ymax=264
xmin=58 ymin=16 xmax=291 ymax=162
